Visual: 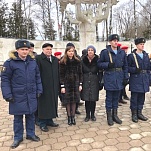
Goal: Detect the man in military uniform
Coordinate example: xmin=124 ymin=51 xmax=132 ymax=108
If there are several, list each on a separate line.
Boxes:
xmin=1 ymin=39 xmax=42 ymax=148
xmin=97 ymin=34 xmax=129 ymax=126
xmin=128 ymin=38 xmax=150 ymax=123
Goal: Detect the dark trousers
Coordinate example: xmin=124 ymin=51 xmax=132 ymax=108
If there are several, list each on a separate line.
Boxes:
xmin=106 ymin=90 xmax=120 ymax=111
xmin=119 ymin=89 xmax=123 ymax=101
xmin=76 ymin=103 xmax=78 ymax=110
xmin=85 ymin=101 xmax=96 ymax=117
xmin=14 ymin=113 xmax=35 ymax=141
xmin=130 ymin=92 xmax=145 ymax=110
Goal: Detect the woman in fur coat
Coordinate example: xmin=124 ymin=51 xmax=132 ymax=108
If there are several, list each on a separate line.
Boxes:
xmin=81 ymin=45 xmax=100 ymax=122
xmin=59 ymin=46 xmax=83 ymax=125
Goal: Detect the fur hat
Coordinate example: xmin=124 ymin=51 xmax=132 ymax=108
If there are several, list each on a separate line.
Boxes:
xmin=15 ymin=39 xmax=30 ymax=49
xmin=134 ymin=38 xmax=146 ymax=45
xmin=30 ymin=42 xmax=34 ymax=47
xmin=108 ymin=34 xmax=119 ymax=41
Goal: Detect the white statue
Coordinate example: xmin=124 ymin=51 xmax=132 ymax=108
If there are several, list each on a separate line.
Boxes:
xmin=59 ymin=0 xmax=118 ymax=48
xmin=75 ymin=0 xmax=114 ymax=46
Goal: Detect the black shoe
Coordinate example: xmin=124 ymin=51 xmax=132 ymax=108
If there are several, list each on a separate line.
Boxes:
xmin=112 ymin=109 xmax=122 ymax=124
xmin=61 ymin=102 xmax=66 ymax=107
xmin=119 ymin=99 xmax=127 ymax=104
xmin=106 ymin=111 xmax=114 ymax=126
xmin=131 ymin=110 xmax=138 ymax=123
xmin=123 ymin=95 xmax=129 ymax=100
xmin=118 ymin=103 xmax=122 ymax=106
xmin=11 ymin=139 xmax=23 ymax=149
xmin=72 ymin=116 xmax=76 ymax=125
xmin=84 ymin=117 xmax=90 ymax=122
xmin=40 ymin=126 xmax=49 ymax=132
xmin=137 ymin=110 xmax=148 ymax=121
xmin=47 ymin=122 xmax=59 ymax=127
xmin=78 ymin=102 xmax=84 ymax=106
xmin=91 ymin=116 xmax=96 ymax=121
xmin=75 ymin=110 xmax=81 ymax=114
xmin=35 ymin=121 xmax=40 ymax=126
xmin=68 ymin=116 xmax=72 ymax=125
xmin=26 ymin=135 xmax=40 ymax=142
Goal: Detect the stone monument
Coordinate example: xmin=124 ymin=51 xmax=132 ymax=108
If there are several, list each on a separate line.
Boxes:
xmin=59 ymin=0 xmax=119 ymax=49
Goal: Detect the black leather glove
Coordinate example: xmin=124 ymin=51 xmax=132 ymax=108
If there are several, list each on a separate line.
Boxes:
xmin=135 ymin=68 xmax=141 ymax=73
xmin=122 ymin=79 xmax=129 ymax=86
xmin=37 ymin=93 xmax=41 ymax=98
xmin=108 ymin=63 xmax=115 ymax=68
xmin=5 ymin=98 xmax=14 ymax=102
xmin=99 ymin=83 xmax=104 ymax=90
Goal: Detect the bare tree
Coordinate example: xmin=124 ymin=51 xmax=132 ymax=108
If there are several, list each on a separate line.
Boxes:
xmin=33 ymin=0 xmax=56 ymax=40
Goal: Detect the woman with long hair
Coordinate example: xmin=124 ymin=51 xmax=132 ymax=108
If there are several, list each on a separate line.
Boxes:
xmin=59 ymin=46 xmax=83 ymax=125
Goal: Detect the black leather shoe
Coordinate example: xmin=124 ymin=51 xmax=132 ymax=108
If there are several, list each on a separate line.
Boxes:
xmin=40 ymin=126 xmax=49 ymax=132
xmin=26 ymin=135 xmax=40 ymax=142
xmin=11 ymin=139 xmax=23 ymax=149
xmin=78 ymin=102 xmax=84 ymax=106
xmin=91 ymin=116 xmax=96 ymax=121
xmin=118 ymin=103 xmax=122 ymax=106
xmin=119 ymin=99 xmax=127 ymax=104
xmin=35 ymin=121 xmax=40 ymax=126
xmin=71 ymin=116 xmax=76 ymax=125
xmin=47 ymin=122 xmax=59 ymax=127
xmin=75 ymin=110 xmax=81 ymax=114
xmin=123 ymin=95 xmax=129 ymax=100
xmin=84 ymin=117 xmax=90 ymax=122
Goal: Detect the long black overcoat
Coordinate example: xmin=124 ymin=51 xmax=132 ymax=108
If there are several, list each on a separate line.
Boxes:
xmin=36 ymin=52 xmax=59 ymax=119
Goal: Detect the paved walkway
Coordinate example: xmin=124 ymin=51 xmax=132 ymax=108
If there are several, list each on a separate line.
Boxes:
xmin=1 ymin=89 xmax=151 ymax=151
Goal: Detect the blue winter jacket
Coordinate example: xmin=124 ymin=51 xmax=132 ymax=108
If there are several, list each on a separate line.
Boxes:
xmin=1 ymin=51 xmax=43 ymax=115
xmin=127 ymin=49 xmax=151 ymax=93
xmin=97 ymin=45 xmax=129 ymax=91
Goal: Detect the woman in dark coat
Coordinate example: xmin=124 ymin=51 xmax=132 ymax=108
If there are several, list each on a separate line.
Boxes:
xmin=59 ymin=46 xmax=83 ymax=125
xmin=81 ymin=45 xmax=100 ymax=122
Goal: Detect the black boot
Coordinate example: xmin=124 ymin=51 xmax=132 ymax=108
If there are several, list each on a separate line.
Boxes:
xmin=68 ymin=116 xmax=72 ymax=125
xmin=131 ymin=110 xmax=138 ymax=123
xmin=84 ymin=114 xmax=90 ymax=122
xmin=106 ymin=110 xmax=114 ymax=126
xmin=112 ymin=109 xmax=122 ymax=124
xmin=137 ymin=110 xmax=148 ymax=121
xmin=72 ymin=116 xmax=76 ymax=125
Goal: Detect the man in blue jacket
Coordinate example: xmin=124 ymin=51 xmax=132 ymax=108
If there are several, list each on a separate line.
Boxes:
xmin=128 ymin=38 xmax=150 ymax=123
xmin=97 ymin=34 xmax=129 ymax=126
xmin=1 ymin=39 xmax=43 ymax=149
